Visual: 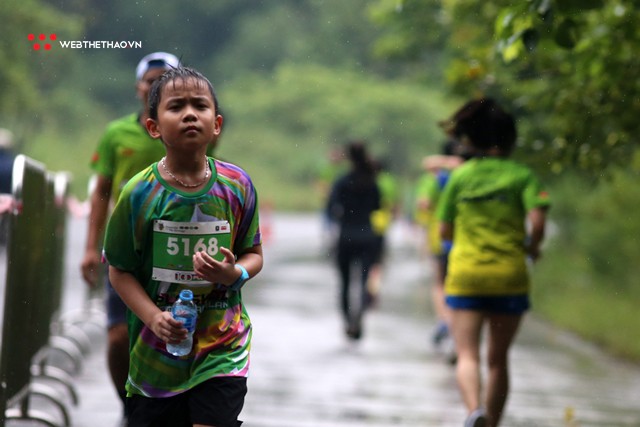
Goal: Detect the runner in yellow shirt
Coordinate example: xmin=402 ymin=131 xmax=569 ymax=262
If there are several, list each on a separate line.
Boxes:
xmin=437 ymin=98 xmax=550 ymax=427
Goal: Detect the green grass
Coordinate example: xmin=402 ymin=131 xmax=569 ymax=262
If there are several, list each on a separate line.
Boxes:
xmin=528 ymin=170 xmax=640 ymax=363
xmin=533 ymin=281 xmax=640 ymax=361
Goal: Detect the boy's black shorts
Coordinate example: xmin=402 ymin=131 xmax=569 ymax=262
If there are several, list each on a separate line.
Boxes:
xmin=126 ymin=376 xmax=247 ymax=427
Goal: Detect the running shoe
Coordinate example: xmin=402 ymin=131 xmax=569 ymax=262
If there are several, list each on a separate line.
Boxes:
xmin=464 ymin=408 xmax=488 ymax=427
xmin=346 ymin=317 xmax=362 ymax=340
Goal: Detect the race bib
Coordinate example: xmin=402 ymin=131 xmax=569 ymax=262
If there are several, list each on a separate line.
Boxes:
xmin=152 ymin=219 xmax=231 ymax=285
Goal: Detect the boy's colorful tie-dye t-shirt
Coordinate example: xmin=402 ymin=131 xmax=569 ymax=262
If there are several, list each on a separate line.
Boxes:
xmin=104 ymin=157 xmax=261 ymax=397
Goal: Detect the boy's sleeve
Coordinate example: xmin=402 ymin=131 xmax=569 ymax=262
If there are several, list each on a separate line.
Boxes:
xmin=234 ymin=174 xmax=261 ymax=254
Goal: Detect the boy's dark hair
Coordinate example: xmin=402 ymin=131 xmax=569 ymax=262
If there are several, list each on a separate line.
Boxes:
xmin=451 ymin=98 xmax=516 ymax=154
xmin=148 ymin=66 xmax=221 ymax=121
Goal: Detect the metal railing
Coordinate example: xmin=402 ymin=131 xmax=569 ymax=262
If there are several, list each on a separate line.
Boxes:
xmin=0 ymin=155 xmax=94 ymax=427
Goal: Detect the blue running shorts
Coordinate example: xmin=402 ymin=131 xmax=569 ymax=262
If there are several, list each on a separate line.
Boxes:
xmin=446 ymin=294 xmax=530 ymax=314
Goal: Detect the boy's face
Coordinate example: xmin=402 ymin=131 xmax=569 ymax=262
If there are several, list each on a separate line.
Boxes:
xmin=146 ymin=77 xmax=222 ymax=150
xmin=136 ymin=68 xmax=168 ymax=111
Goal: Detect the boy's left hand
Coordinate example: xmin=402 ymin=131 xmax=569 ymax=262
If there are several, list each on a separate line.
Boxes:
xmin=192 ymin=247 xmax=240 ymax=285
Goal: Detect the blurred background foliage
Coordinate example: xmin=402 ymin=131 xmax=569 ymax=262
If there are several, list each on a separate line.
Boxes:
xmin=1 ymin=0 xmax=640 ymax=359
xmin=2 ymin=0 xmax=463 ymax=206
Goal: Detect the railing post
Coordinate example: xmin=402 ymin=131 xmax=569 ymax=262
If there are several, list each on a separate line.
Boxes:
xmin=0 ymin=155 xmax=48 ymax=423
xmin=0 ymin=156 xmax=71 ymax=427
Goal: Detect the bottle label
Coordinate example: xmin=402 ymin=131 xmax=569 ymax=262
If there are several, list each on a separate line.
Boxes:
xmin=151 ymin=220 xmax=231 ymax=286
xmin=173 ymin=309 xmax=196 ymax=332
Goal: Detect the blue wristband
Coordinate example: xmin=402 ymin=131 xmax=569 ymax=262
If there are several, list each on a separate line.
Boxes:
xmin=230 ymin=264 xmax=250 ymax=291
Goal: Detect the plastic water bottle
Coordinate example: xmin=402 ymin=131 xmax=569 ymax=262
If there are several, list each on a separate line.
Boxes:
xmin=166 ymin=289 xmax=197 ymax=356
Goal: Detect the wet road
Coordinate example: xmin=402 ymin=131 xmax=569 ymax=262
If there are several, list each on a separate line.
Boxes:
xmin=11 ymin=212 xmax=640 ymax=426
xmin=239 ymin=213 xmax=640 ymax=427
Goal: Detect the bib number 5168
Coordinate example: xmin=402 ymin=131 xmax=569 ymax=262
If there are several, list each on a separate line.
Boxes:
xmin=152 ymin=220 xmax=231 ymax=280
xmin=166 ymin=236 xmax=220 ymax=257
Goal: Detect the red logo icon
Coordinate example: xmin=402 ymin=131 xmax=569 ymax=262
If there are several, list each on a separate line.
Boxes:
xmin=28 ymin=33 xmax=57 ymax=51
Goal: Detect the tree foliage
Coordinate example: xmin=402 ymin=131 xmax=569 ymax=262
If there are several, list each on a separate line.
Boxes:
xmin=219 ymin=62 xmax=458 ymax=209
xmin=0 ymin=0 xmax=82 ymax=134
xmin=4 ymin=0 xmax=458 ymax=202
xmin=370 ymin=0 xmax=640 ymax=176
xmin=493 ymin=0 xmax=640 ymax=174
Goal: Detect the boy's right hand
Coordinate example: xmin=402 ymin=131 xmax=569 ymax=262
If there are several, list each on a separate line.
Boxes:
xmin=149 ymin=310 xmax=188 ymax=344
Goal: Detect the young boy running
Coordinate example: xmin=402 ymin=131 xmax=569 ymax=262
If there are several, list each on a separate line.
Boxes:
xmin=104 ymin=66 xmax=263 ymax=427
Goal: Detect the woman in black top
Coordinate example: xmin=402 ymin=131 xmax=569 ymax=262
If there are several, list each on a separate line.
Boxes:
xmin=326 ymin=140 xmax=381 ymax=340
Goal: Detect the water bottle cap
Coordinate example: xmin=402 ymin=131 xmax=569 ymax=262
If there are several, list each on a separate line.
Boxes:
xmin=179 ymin=289 xmax=194 ymax=301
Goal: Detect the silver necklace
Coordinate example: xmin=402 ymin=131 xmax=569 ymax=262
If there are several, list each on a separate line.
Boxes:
xmin=160 ymin=157 xmax=210 ymax=188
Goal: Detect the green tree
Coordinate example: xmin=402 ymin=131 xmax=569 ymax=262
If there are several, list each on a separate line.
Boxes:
xmin=0 ymin=0 xmax=81 ymax=128
xmin=219 ymin=62 xmax=458 ymax=210
xmin=11 ymin=0 xmax=460 ymax=202
xmin=492 ymin=0 xmax=640 ymax=173
xmin=212 ymin=0 xmax=384 ymax=79
xmin=368 ymin=0 xmax=449 ymax=81
xmin=370 ymin=0 xmax=640 ymax=175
